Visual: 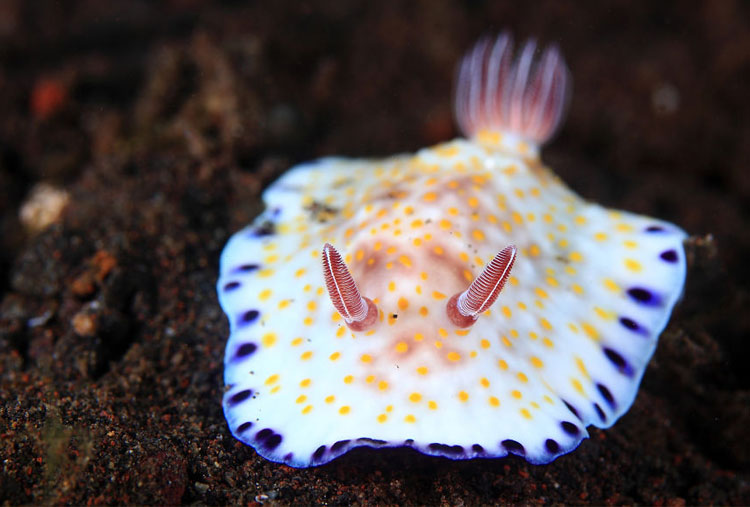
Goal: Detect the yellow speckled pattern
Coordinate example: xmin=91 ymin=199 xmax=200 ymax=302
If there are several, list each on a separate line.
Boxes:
xmin=217 ymin=33 xmax=686 ymax=468
xmin=218 ymin=137 xmax=686 ymax=467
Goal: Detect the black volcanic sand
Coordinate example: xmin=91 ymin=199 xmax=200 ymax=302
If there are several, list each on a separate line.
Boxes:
xmin=1 ymin=1 xmax=748 ymax=504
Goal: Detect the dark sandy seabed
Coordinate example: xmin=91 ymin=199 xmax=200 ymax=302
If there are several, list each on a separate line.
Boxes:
xmin=1 ymin=1 xmax=749 ymax=505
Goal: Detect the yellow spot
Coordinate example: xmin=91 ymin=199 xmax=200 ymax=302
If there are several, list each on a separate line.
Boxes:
xmin=624 ymin=240 xmax=638 ymax=249
xmin=534 ymin=287 xmax=548 ymax=299
xmin=581 ymin=322 xmax=599 ymax=341
xmin=543 ymin=213 xmax=553 ymax=223
xmin=332 ymin=312 xmax=341 ymax=322
xmin=463 ymin=269 xmax=473 ymax=282
xmin=343 ymin=375 xmax=353 ymax=384
xmin=540 ymin=318 xmax=553 ymax=331
xmin=571 ymin=283 xmax=584 ymax=295
xmin=291 ymin=337 xmax=303 ymax=347
xmin=530 ymin=356 xmax=544 ymax=368
xmin=339 ymin=406 xmax=350 ymax=415
xmin=511 ymin=211 xmax=523 ymax=224
xmin=472 ymin=229 xmax=485 ymax=241
xmin=594 ymin=307 xmax=614 ymax=320
xmin=434 ymin=341 xmax=443 ymax=349
xmin=517 ymin=372 xmax=528 ymax=383
xmin=386 ymin=246 xmax=396 ymax=254
xmin=432 ymin=291 xmax=446 ymax=300
xmin=439 ymin=219 xmax=452 ymax=229
xmin=378 ymin=380 xmax=389 ymax=391
xmin=278 ymin=300 xmax=290 ymax=310
xmin=365 ymin=375 xmax=375 ymax=383
xmin=625 ymin=258 xmax=642 ymax=272
xmin=433 ymin=246 xmax=444 ymax=255
xmin=409 ymin=392 xmax=422 ymax=403
xmin=325 ymin=395 xmax=335 ymax=404
xmin=265 ymin=374 xmax=279 ymax=385
xmin=520 ymin=408 xmax=532 ymax=420
xmin=413 ymin=238 xmax=422 ymax=247
xmin=571 ymin=378 xmax=584 ymax=395
xmin=514 ymin=188 xmax=525 ymax=199
xmin=388 ymin=281 xmax=396 ymax=292
xmin=414 ymin=332 xmax=424 ymax=342
xmin=497 ymin=359 xmax=508 ymax=370
xmin=455 ymin=329 xmax=469 ymax=336
xmin=296 ymin=395 xmax=307 ymax=404
xmin=448 ymin=206 xmax=459 ymax=216
xmin=300 ymin=351 xmax=313 ymax=361
xmin=511 ymin=390 xmax=522 ymax=399
xmin=447 ymin=352 xmax=461 ymax=362
xmin=529 ymin=244 xmax=541 ymax=257
xmin=329 ymin=352 xmax=341 ymax=361
xmin=546 ymin=277 xmax=559 ymax=287
xmin=262 ymin=333 xmax=277 ymax=347
xmin=542 ymin=337 xmax=554 ymax=348
xmin=458 ymin=391 xmax=469 ymax=402
xmin=502 ymin=306 xmax=512 ymax=318
xmin=480 ymin=339 xmax=490 ymax=349
xmin=502 ymin=221 xmax=512 ymax=232
xmin=303 ymin=317 xmax=313 ymax=326
xmin=594 ymin=232 xmax=608 ymax=242
xmin=509 ymin=276 xmax=519 ymax=286
xmin=617 ymin=223 xmax=635 ymax=233
xmin=501 ymin=336 xmax=512 ymax=348
xmin=398 ymin=255 xmax=412 ymax=268
xmin=258 ymin=268 xmax=275 ymax=278
xmin=395 ymin=341 xmax=408 ymax=353
xmin=360 ymin=354 xmax=372 ymax=363
xmin=419 ymin=306 xmax=429 ymax=317
xmin=480 ymin=377 xmax=490 ymax=388
xmin=300 ymin=378 xmax=311 ymax=388
xmin=428 ymin=401 xmax=438 ymax=410
xmin=270 ymin=385 xmax=281 ymax=394
xmin=417 ymin=366 xmax=429 ymax=375
xmin=422 ymin=192 xmax=437 ymax=202
xmin=576 ymin=356 xmax=591 ymax=379
xmin=411 ymin=218 xmax=423 ymax=228
xmin=569 ymin=251 xmax=583 ymax=262
xmin=489 ymin=396 xmax=500 ymax=407
xmin=258 ymin=289 xmax=272 ymax=301
xmin=438 ymin=328 xmax=448 ymax=338
xmin=336 ymin=327 xmax=346 ymax=338
xmin=377 ymin=414 xmax=387 ymax=423
xmin=404 ymin=414 xmax=416 ymax=423
xmin=459 ymin=252 xmax=470 ymax=262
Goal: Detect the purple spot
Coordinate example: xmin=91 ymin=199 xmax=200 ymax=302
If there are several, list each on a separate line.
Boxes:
xmin=228 ymin=389 xmax=252 ymax=406
xmin=331 ymin=440 xmax=350 ymax=452
xmin=236 ymin=421 xmax=253 ymax=433
xmin=545 ymin=439 xmax=560 ymax=454
xmin=627 ymin=287 xmax=661 ymax=306
xmin=604 ymin=347 xmax=633 ymax=376
xmin=502 ymin=439 xmax=525 ymax=456
xmin=646 ymin=225 xmax=666 ymax=232
xmin=251 ymin=221 xmax=275 ymax=237
xmin=560 ymin=421 xmax=580 ymax=436
xmin=619 ymin=316 xmax=645 ymax=334
xmin=284 ymin=452 xmax=294 ymax=461
xmin=234 ymin=263 xmax=260 ymax=274
xmin=312 ymin=445 xmax=326 ymax=461
xmin=660 ymin=249 xmax=678 ymax=263
xmin=357 ymin=438 xmax=386 ymax=446
xmin=428 ymin=443 xmax=464 ymax=455
xmin=594 ymin=403 xmax=606 ymax=422
xmin=235 ymin=342 xmax=258 ymax=359
xmin=237 ymin=309 xmax=259 ymax=327
xmin=563 ymin=400 xmax=581 ymax=420
xmin=223 ymin=281 xmax=241 ymax=291
xmin=404 ymin=439 xmax=415 ymax=445
xmin=472 ymin=444 xmax=485 ymax=454
xmin=256 ymin=428 xmax=282 ymax=450
xmin=597 ymin=383 xmax=616 ymax=408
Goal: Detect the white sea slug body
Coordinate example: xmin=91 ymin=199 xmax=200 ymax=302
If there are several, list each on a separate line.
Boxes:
xmin=216 ymin=33 xmax=687 ymax=467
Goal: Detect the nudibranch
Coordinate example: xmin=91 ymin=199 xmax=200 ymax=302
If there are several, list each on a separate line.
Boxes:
xmin=217 ymin=33 xmax=687 ymax=467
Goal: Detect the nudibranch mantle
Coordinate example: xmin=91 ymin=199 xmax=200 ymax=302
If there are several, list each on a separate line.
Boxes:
xmin=217 ymin=33 xmax=686 ymax=468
